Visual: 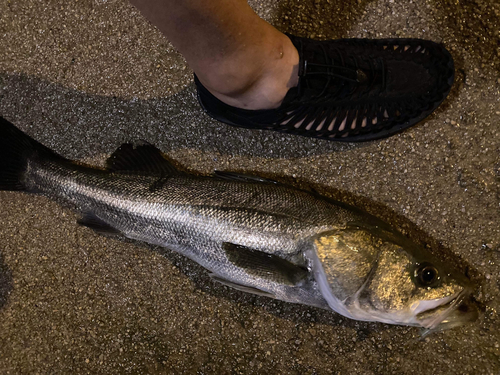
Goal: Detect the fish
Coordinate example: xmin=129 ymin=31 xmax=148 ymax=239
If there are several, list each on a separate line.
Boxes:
xmin=0 ymin=116 xmax=478 ymax=331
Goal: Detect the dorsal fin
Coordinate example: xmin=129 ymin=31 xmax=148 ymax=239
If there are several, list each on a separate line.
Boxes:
xmin=106 ymin=143 xmax=180 ymax=176
xmin=214 ymin=171 xmax=279 ymax=184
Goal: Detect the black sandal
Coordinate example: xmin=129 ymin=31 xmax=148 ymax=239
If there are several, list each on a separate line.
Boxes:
xmin=194 ymin=34 xmax=454 ymax=142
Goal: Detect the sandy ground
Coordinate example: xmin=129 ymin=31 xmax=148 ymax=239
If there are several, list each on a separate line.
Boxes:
xmin=0 ymin=0 xmax=499 ymax=373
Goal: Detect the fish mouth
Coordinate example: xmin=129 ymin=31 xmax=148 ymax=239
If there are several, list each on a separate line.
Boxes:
xmin=415 ymin=288 xmax=478 ymax=331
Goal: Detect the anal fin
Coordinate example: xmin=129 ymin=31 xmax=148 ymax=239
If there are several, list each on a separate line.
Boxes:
xmin=209 ymin=273 xmax=275 ymax=298
xmin=77 ymin=213 xmax=121 ymax=236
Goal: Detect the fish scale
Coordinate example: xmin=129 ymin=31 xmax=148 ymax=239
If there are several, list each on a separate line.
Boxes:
xmin=23 ymin=155 xmax=334 ymax=305
xmin=0 ymin=116 xmax=478 ymax=330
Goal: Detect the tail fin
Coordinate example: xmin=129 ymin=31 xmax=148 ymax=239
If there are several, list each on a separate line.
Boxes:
xmin=0 ymin=116 xmax=60 ymax=191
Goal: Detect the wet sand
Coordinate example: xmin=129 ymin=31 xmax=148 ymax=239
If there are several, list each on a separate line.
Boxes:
xmin=0 ymin=0 xmax=499 ymax=373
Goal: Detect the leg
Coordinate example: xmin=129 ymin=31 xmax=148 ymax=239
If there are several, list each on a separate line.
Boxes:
xmin=130 ymin=0 xmax=455 ymax=142
xmin=129 ymin=0 xmax=299 ymax=110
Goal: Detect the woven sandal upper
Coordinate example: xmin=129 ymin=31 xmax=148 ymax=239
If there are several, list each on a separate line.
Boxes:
xmin=195 ymin=35 xmax=454 ymax=141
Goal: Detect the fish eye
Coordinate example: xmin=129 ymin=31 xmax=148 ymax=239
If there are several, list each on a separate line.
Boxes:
xmin=415 ymin=262 xmax=439 ymax=287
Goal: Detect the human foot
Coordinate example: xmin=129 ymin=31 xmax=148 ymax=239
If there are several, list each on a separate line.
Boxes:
xmin=195 ymin=32 xmax=300 ymax=111
xmin=195 ymin=35 xmax=455 ymax=142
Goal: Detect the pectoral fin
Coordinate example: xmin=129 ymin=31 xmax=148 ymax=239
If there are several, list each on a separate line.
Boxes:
xmin=223 ymin=242 xmax=309 ymax=286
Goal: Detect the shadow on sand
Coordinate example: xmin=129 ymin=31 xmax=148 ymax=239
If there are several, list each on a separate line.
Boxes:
xmin=0 ymin=74 xmax=367 ymax=161
xmin=0 ymin=71 xmax=481 ymax=330
xmin=0 ymin=252 xmax=13 ymax=311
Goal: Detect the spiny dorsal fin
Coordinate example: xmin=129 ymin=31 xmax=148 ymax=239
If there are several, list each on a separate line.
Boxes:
xmin=214 ymin=171 xmax=279 ymax=184
xmin=107 ymin=143 xmax=180 ymax=176
xmin=223 ymin=242 xmax=309 ymax=286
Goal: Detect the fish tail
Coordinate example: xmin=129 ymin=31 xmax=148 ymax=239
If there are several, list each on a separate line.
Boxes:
xmin=0 ymin=116 xmax=61 ymax=191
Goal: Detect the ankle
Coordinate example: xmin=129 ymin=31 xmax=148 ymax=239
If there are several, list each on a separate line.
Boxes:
xmin=195 ymin=33 xmax=299 ymax=110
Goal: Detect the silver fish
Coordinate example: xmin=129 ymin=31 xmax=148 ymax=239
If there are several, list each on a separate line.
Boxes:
xmin=0 ymin=117 xmax=478 ymax=331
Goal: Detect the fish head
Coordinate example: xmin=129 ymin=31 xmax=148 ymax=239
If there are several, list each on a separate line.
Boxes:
xmin=310 ymin=224 xmax=478 ymax=330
